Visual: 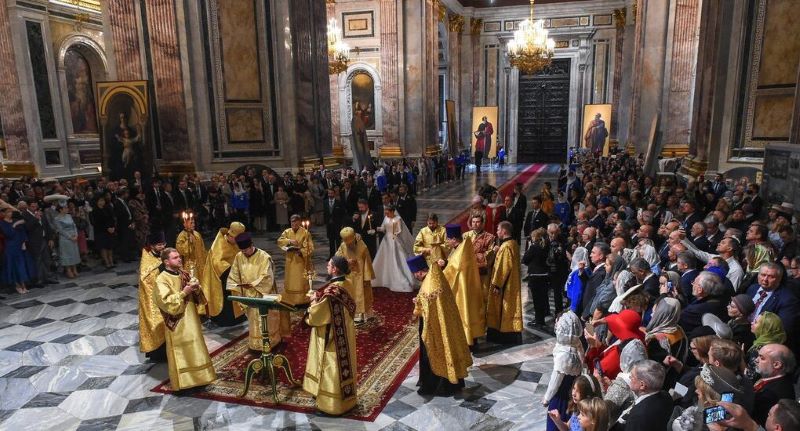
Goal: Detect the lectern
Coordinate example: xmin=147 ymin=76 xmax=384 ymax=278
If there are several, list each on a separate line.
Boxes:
xmin=227 ymin=295 xmax=299 ymax=402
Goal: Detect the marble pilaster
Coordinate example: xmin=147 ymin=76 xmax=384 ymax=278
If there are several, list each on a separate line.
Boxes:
xmin=682 ymin=0 xmax=722 ymax=178
xmin=424 ymin=0 xmax=439 ymax=154
xmin=104 ymin=0 xmax=144 ymax=81
xmin=401 ymin=0 xmax=429 ymax=156
xmin=610 ymin=8 xmax=626 ymax=137
xmin=662 ymin=0 xmax=699 ymax=156
xmin=328 ymin=2 xmax=340 ymax=155
xmin=380 ymin=0 xmax=400 ymax=151
xmin=143 ymin=0 xmax=191 ymax=172
xmin=0 ymin=1 xmax=34 ymax=175
xmin=447 ymin=15 xmax=464 ymax=152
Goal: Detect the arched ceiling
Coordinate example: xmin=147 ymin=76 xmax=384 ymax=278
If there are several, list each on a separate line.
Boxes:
xmin=457 ymin=0 xmax=593 ymax=7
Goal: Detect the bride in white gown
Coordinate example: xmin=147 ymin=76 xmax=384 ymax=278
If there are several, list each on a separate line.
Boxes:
xmin=372 ymin=205 xmax=416 ymax=292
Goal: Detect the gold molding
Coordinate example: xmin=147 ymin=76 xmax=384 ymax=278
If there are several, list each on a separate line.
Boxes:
xmin=424 ymin=145 xmax=441 ymax=156
xmin=379 ymin=145 xmax=403 ymax=158
xmin=437 ymin=1 xmax=446 ymax=23
xmin=157 ymin=161 xmax=195 ymax=177
xmin=660 ymin=143 xmax=689 ymax=158
xmin=470 ymin=18 xmax=483 ymax=36
xmin=0 ymin=162 xmax=37 ymax=178
xmin=448 ymin=15 xmax=464 ymax=33
xmin=680 ymin=154 xmax=708 ymax=179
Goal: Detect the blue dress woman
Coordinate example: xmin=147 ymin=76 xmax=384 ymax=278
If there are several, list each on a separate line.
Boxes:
xmin=0 ymin=207 xmax=34 ymax=294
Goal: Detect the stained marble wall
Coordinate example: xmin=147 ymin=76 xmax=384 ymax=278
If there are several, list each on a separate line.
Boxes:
xmin=0 ymin=1 xmax=32 ymax=169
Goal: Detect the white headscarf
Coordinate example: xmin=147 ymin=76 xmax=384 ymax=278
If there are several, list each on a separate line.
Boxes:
xmin=639 ymin=244 xmax=660 ymax=268
xmin=571 ymin=247 xmax=588 ymax=271
xmin=553 ymin=310 xmax=584 ymax=376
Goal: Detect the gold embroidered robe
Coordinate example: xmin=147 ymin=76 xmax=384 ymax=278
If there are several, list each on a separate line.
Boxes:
xmin=276 ymin=227 xmax=314 ymax=305
xmin=302 ymin=279 xmax=358 ymax=416
xmin=226 ymin=249 xmax=281 ymax=351
xmin=200 ymin=228 xmax=243 ymax=318
xmin=463 ymin=229 xmax=496 ymax=300
xmin=487 ymin=238 xmax=523 ymax=334
xmin=154 ymin=271 xmax=216 ymax=390
xmin=176 ymin=229 xmax=208 ymax=314
xmin=442 ymin=237 xmax=486 ymax=344
xmin=413 ymin=226 xmax=448 ymax=266
xmin=137 ymin=249 xmax=164 ymax=353
xmin=336 ymin=239 xmax=375 ymax=315
xmin=414 ymin=264 xmax=472 ymax=383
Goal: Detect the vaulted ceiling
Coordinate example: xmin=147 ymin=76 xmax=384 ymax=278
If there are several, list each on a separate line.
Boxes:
xmin=456 ymin=0 xmax=593 ymax=7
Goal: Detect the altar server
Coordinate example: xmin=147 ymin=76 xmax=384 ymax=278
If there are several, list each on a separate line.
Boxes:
xmin=138 ymin=231 xmax=167 ymax=360
xmin=201 ymin=221 xmax=246 ymax=326
xmin=487 ymin=221 xmax=523 ymax=345
xmin=413 ymin=213 xmax=448 ymax=267
xmin=276 ymin=214 xmax=315 ymax=305
xmin=336 ymin=227 xmax=375 ymax=323
xmin=154 ymin=248 xmax=216 ymax=390
xmin=176 ymin=212 xmax=207 ymax=313
xmin=441 ymin=224 xmax=486 ymax=345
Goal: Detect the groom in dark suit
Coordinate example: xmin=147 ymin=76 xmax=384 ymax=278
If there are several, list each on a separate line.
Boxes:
xmin=323 ymin=188 xmax=345 ymax=258
xmin=613 ymin=360 xmax=672 ymax=431
xmin=347 ymin=199 xmax=378 ymax=258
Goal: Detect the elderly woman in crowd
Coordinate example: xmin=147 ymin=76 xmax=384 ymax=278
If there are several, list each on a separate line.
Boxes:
xmin=53 ymin=202 xmax=80 ymax=278
xmin=745 ymin=311 xmax=786 ymax=379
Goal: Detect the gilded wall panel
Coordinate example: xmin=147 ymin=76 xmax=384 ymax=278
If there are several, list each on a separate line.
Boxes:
xmin=757 ymin=0 xmax=800 ymax=86
xmin=218 ymin=0 xmax=261 ymax=101
xmin=752 ymin=94 xmax=793 ymax=139
xmin=226 ymin=108 xmax=265 ymax=143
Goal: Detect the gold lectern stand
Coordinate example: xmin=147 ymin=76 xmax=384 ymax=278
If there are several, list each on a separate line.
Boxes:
xmin=227 ymin=295 xmax=299 ymax=403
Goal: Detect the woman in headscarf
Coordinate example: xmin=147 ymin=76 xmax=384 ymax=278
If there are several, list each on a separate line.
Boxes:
xmin=565 ymin=247 xmax=590 ymax=313
xmin=543 ymin=310 xmax=585 ymax=431
xmin=741 ymin=244 xmax=773 ymax=291
xmin=554 ymin=191 xmax=573 ymax=227
xmin=587 ymin=255 xmax=627 ymax=331
xmin=726 ymin=294 xmax=756 ymax=351
xmin=604 ymin=339 xmax=647 ymax=426
xmin=745 ymin=311 xmax=786 ymax=379
xmin=585 ymin=309 xmax=645 ymax=380
xmin=670 ymin=364 xmax=745 ymax=431
xmin=638 ymin=243 xmax=661 ymax=275
xmin=645 ymin=296 xmax=688 ymax=388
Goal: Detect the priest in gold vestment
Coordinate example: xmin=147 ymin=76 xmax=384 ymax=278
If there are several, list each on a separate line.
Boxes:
xmin=201 ymin=221 xmax=246 ymax=326
xmin=176 ymin=213 xmax=207 ymax=314
xmin=407 ymin=254 xmax=472 ymax=396
xmin=413 ymin=213 xmax=448 ymax=267
xmin=226 ymin=232 xmax=281 ymax=352
xmin=276 ymin=215 xmax=314 ymax=305
xmin=462 ymin=213 xmax=496 ymax=302
xmin=138 ymin=231 xmax=166 ymax=360
xmin=154 ymin=248 xmax=216 ymax=390
xmin=336 ymin=227 xmax=374 ymax=323
xmin=487 ymin=221 xmax=523 ymax=345
xmin=441 ymin=224 xmax=486 ymax=345
xmin=303 ymin=256 xmax=357 ymax=415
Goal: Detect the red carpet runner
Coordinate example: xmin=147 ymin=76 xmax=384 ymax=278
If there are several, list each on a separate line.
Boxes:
xmin=152 ymin=164 xmax=546 ymax=421
xmin=152 ymin=287 xmax=418 ymax=421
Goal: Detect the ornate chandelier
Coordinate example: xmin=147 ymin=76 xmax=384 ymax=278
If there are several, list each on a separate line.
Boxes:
xmin=506 ymin=0 xmax=556 ymax=75
xmin=327 ymin=18 xmax=351 ymax=75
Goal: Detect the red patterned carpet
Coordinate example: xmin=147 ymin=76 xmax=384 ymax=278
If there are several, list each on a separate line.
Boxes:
xmin=152 ymin=287 xmax=418 ymax=421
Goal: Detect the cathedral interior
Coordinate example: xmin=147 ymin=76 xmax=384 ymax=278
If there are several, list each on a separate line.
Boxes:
xmin=1 ymin=0 xmax=800 ymax=430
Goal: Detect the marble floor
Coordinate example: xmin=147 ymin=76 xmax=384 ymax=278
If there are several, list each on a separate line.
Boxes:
xmin=0 ymin=163 xmax=563 ymax=431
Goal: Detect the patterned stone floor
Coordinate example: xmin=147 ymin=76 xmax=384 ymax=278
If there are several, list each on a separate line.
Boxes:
xmin=0 ymin=163 xmax=563 ymax=431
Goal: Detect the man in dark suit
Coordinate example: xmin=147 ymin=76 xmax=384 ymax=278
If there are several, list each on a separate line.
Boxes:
xmin=19 ymin=199 xmax=56 ymax=286
xmin=501 ymin=194 xmax=525 ymax=243
xmin=710 ymin=173 xmax=727 ymax=198
xmin=510 ymin=182 xmax=526 ymax=216
xmin=680 ymin=200 xmax=703 ymax=232
xmin=361 ymin=177 xmax=382 ymax=213
xmin=630 ymin=257 xmax=660 ymax=300
xmin=340 ymin=179 xmax=359 ymax=216
xmin=614 ymin=359 xmax=672 ymax=431
xmin=705 ymin=218 xmax=724 ymax=252
xmin=145 ymin=179 xmax=164 ymax=233
xmin=261 ymin=172 xmax=282 ymax=231
xmin=113 ymin=189 xmax=136 ymax=262
xmin=746 ymin=262 xmax=799 ymax=342
xmin=751 ymin=343 xmax=797 ymax=425
xmin=174 ymin=180 xmax=194 ymax=214
xmin=522 ymin=196 xmax=548 ymax=240
xmin=581 ymin=242 xmax=610 ymax=319
xmin=689 ymin=221 xmax=710 ymax=252
xmin=396 ymin=183 xmax=416 ymax=231
xmin=679 ymin=270 xmax=728 ymax=335
xmin=161 ymin=182 xmax=177 ymax=245
xmin=323 ymin=188 xmax=345 ymax=258
xmin=677 ymin=252 xmax=700 ymax=302
xmin=347 ymin=199 xmax=379 ymax=258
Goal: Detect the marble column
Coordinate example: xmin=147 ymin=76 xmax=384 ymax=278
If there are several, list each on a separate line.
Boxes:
xmin=610 ymin=8 xmax=626 ymax=139
xmin=401 ymin=0 xmax=438 ymax=156
xmin=289 ymin=0 xmax=332 ymax=164
xmin=424 ymin=0 xmax=439 ymax=154
xmin=662 ymin=0 xmax=699 ymax=157
xmin=615 ymin=3 xmax=637 ymax=149
xmin=682 ymin=0 xmax=722 ymax=178
xmin=380 ymin=0 xmax=401 ymax=155
xmin=0 ymin=2 xmax=34 ymax=176
xmin=447 ymin=14 xmax=464 ymax=152
xmin=791 ymin=59 xmax=800 ymax=145
xmin=327 ymin=1 xmax=341 ymax=161
xmin=104 ymin=0 xmax=144 ymax=80
xmin=143 ymin=0 xmax=192 ymax=174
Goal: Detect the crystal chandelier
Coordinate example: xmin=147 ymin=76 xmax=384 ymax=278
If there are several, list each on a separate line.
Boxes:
xmin=506 ymin=0 xmax=556 ymax=75
xmin=327 ymin=18 xmax=351 ymax=75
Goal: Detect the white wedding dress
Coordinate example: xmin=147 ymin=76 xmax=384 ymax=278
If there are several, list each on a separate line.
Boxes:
xmin=372 ymin=215 xmax=416 ymax=292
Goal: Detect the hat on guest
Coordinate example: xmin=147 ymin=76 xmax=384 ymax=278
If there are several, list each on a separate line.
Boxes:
xmin=147 ymin=231 xmax=166 ymax=245
xmin=228 ymin=221 xmax=246 ymax=237
xmin=702 ymin=313 xmax=732 ymax=339
xmin=406 ymin=255 xmax=428 ymax=273
xmin=700 ymin=364 xmax=744 ymax=398
xmin=605 ymin=309 xmax=645 ymax=342
xmin=445 ymin=223 xmax=462 ymax=240
xmin=706 ymin=265 xmax=727 ymax=281
xmin=731 ymin=294 xmax=755 ymax=317
xmin=235 ymin=232 xmax=253 ymax=250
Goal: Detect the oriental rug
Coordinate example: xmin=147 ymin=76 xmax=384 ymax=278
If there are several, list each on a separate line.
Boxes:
xmin=152 ymin=286 xmax=419 ymax=421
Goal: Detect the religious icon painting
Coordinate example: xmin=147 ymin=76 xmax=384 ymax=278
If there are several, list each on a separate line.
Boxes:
xmin=581 ymin=104 xmax=612 ymax=157
xmin=96 ymin=80 xmax=152 ymax=181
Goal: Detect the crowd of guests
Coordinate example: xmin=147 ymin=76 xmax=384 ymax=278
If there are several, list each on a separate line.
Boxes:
xmin=0 ymin=155 xmax=464 ymax=296
xmin=493 ymin=149 xmax=800 ymax=431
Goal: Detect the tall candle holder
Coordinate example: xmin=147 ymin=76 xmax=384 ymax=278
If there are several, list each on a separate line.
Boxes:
xmin=301 ymin=219 xmax=316 ymax=290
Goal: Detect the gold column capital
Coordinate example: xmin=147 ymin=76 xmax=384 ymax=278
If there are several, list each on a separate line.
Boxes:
xmin=613 ymin=7 xmax=626 ymax=29
xmin=470 ymin=18 xmax=482 ymax=36
xmin=437 ymin=1 xmax=447 ymax=22
xmin=448 ymin=14 xmax=464 ymax=33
